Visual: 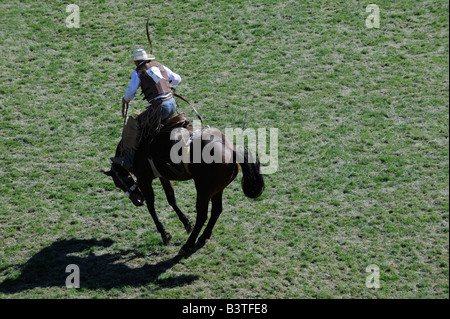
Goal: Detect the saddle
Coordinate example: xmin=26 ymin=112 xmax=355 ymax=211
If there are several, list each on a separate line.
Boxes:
xmin=160 ymin=112 xmax=190 ymax=132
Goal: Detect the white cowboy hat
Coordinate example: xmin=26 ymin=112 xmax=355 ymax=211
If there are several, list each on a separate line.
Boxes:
xmin=128 ymin=49 xmax=155 ymax=62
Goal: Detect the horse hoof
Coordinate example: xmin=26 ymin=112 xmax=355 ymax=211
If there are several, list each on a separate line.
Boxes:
xmin=163 ymin=233 xmax=172 ymax=246
xmin=185 ymin=222 xmax=194 ymax=234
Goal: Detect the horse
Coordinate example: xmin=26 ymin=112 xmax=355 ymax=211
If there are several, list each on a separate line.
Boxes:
xmin=103 ymin=119 xmax=265 ymax=255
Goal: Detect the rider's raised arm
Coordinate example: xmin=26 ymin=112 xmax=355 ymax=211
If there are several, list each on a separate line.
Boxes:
xmin=163 ymin=66 xmax=181 ymax=85
xmin=123 ymin=70 xmax=141 ymax=103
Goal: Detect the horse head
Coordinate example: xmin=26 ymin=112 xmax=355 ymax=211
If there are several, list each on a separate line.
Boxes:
xmin=102 ymin=165 xmax=145 ymax=207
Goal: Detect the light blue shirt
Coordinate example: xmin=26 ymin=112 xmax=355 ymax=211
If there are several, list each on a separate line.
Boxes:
xmin=123 ymin=61 xmax=181 ymax=102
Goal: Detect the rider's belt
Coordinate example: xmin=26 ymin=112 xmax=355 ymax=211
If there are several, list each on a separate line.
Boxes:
xmin=161 ymin=93 xmax=173 ymax=101
xmin=150 ymin=93 xmax=173 ymax=104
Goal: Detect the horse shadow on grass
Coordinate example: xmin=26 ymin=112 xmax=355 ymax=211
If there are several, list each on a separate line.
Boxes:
xmin=0 ymin=238 xmax=198 ymax=294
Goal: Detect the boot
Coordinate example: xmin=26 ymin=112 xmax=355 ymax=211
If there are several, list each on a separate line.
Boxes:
xmin=110 ymin=150 xmax=134 ymax=171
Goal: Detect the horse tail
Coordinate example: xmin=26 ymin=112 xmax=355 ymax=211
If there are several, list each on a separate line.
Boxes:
xmin=235 ymin=149 xmax=265 ymax=199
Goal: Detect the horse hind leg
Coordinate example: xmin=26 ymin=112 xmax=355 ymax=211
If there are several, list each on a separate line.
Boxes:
xmin=179 ymin=194 xmax=210 ymax=255
xmin=159 ymin=178 xmax=194 ymax=234
xmin=198 ymin=191 xmax=223 ymax=246
xmin=197 ymin=163 xmax=236 ymax=245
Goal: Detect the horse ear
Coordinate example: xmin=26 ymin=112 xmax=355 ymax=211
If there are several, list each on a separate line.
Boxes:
xmin=101 ymin=169 xmax=113 ymax=176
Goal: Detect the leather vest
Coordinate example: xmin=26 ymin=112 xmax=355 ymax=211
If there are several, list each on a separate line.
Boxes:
xmin=137 ymin=61 xmax=172 ymax=103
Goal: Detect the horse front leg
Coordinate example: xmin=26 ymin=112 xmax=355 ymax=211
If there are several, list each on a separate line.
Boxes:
xmin=159 ymin=177 xmax=194 ymax=234
xmin=139 ymin=178 xmax=172 ymax=245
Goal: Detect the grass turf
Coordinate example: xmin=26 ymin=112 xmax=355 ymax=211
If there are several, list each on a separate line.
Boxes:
xmin=0 ymin=0 xmax=448 ymax=298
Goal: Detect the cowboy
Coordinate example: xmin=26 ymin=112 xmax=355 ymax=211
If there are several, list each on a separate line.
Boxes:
xmin=111 ymin=49 xmax=182 ymax=171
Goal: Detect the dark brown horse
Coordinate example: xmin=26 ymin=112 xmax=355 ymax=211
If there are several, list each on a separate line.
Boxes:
xmin=104 ymin=123 xmax=264 ymax=255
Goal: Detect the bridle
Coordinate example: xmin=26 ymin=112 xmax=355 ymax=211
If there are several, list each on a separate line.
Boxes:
xmin=111 ymin=165 xmax=139 ymax=198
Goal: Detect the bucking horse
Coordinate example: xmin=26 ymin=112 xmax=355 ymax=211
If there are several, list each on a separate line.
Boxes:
xmin=103 ymin=116 xmax=264 ymax=255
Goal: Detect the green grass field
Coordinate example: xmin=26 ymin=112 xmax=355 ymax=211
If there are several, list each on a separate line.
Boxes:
xmin=0 ymin=0 xmax=448 ymax=298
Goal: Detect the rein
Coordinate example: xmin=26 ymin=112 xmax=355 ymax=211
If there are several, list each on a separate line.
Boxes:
xmin=172 ymin=92 xmax=204 ymax=126
xmin=123 ymin=101 xmax=129 ymax=126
